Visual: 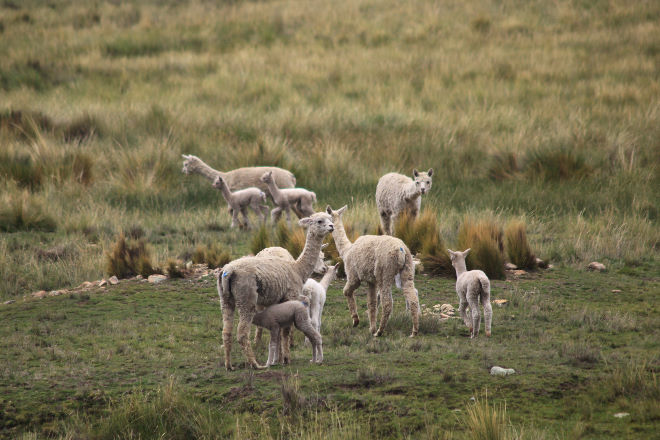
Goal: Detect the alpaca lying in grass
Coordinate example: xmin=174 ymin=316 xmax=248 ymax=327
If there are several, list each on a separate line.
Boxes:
xmin=212 ymin=176 xmax=268 ymax=228
xmin=218 ymin=212 xmax=333 ymax=370
xmin=251 ymin=300 xmax=323 ymax=366
xmin=181 ymin=154 xmax=296 ymax=196
xmin=448 ymin=248 xmax=492 ymax=338
xmin=326 ymin=205 xmax=419 ymax=337
xmin=260 ymin=171 xmax=316 ymax=224
xmin=303 ymin=262 xmax=339 ymax=344
xmin=376 ymin=168 xmax=433 ymax=235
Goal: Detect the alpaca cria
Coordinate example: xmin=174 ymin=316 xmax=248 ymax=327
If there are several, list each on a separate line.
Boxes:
xmin=181 ymin=154 xmax=296 ymax=196
xmin=303 ymin=262 xmax=339 ymax=344
xmin=212 ymin=176 xmax=268 ymax=228
xmin=260 ymin=171 xmax=316 ymax=224
xmin=326 ymin=205 xmax=419 ymax=337
xmin=252 ymin=300 xmax=323 ymax=366
xmin=448 ymin=248 xmax=492 ymax=338
xmin=376 ymin=168 xmax=433 ymax=235
xmin=218 ymin=212 xmax=334 ymax=370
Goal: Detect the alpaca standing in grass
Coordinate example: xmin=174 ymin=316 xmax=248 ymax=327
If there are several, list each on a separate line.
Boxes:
xmin=218 ymin=212 xmax=334 ymax=370
xmin=251 ymin=300 xmax=323 ymax=366
xmin=260 ymin=171 xmax=316 ymax=224
xmin=448 ymin=248 xmax=492 ymax=338
xmin=303 ymin=262 xmax=339 ymax=345
xmin=376 ymin=169 xmax=433 ymax=235
xmin=326 ymin=205 xmax=419 ymax=337
xmin=212 ymin=176 xmax=269 ymax=228
xmin=181 ymin=154 xmax=296 ymax=196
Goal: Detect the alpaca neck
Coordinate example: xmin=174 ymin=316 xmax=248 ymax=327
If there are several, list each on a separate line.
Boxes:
xmin=265 ymin=179 xmax=285 ymax=204
xmin=192 ymin=158 xmax=224 ymax=182
xmin=331 ymin=220 xmax=352 ymax=258
xmin=218 ymin=183 xmax=234 ymax=203
xmin=293 ymin=230 xmax=325 ymax=281
xmin=453 ymin=261 xmax=467 ymax=277
xmin=251 ymin=310 xmax=267 ymax=328
xmin=319 ymin=271 xmax=335 ymax=290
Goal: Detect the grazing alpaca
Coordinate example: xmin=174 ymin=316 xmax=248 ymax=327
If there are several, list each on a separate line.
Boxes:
xmin=326 ymin=205 xmax=419 ymax=337
xmin=448 ymin=248 xmax=493 ymax=338
xmin=260 ymin=171 xmax=316 ymax=224
xmin=181 ymin=154 xmax=296 ymax=196
xmin=376 ymin=168 xmax=433 ymax=235
xmin=252 ymin=300 xmax=323 ymax=366
xmin=212 ymin=176 xmax=269 ymax=228
xmin=218 ymin=212 xmax=334 ymax=370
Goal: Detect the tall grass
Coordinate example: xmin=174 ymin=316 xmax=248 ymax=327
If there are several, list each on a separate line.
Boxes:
xmin=504 ymin=221 xmax=537 ymax=270
xmin=458 ymin=218 xmax=506 ymax=280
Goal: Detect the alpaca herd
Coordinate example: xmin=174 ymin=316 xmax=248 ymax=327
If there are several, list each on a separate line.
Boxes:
xmin=183 ymin=154 xmax=492 ymax=370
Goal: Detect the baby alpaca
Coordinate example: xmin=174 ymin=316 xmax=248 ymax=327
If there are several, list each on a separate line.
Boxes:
xmin=213 ymin=176 xmax=269 ymax=228
xmin=448 ymin=248 xmax=492 ymax=338
xmin=376 ymin=168 xmax=433 ymax=235
xmin=261 ymin=171 xmax=317 ymax=224
xmin=303 ymin=262 xmax=339 ymax=342
xmin=251 ymin=300 xmax=323 ymax=366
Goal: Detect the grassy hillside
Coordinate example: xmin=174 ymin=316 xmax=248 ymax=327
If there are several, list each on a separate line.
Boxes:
xmin=0 ymin=0 xmax=659 ymax=437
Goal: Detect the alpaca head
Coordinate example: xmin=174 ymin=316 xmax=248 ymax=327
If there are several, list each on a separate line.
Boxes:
xmin=313 ymin=243 xmax=330 ymax=274
xmin=212 ymin=176 xmax=225 ymax=189
xmin=181 ymin=154 xmax=199 ymax=175
xmin=413 ymin=168 xmax=433 ymax=195
xmin=299 ymin=212 xmax=334 ymax=238
xmin=325 ymin=262 xmax=340 ymax=282
xmin=325 ymin=205 xmax=347 ymax=226
xmin=448 ymin=248 xmax=470 ymax=272
xmin=260 ymin=171 xmax=273 ymax=184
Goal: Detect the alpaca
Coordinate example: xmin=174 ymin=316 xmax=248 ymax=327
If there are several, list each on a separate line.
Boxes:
xmin=260 ymin=171 xmax=317 ymax=224
xmin=251 ymin=300 xmax=323 ymax=366
xmin=376 ymin=168 xmax=433 ymax=235
xmin=218 ymin=212 xmax=334 ymax=370
xmin=303 ymin=262 xmax=339 ymax=344
xmin=326 ymin=205 xmax=419 ymax=337
xmin=181 ymin=154 xmax=296 ymax=196
xmin=448 ymin=248 xmax=492 ymax=338
xmin=212 ymin=176 xmax=269 ymax=228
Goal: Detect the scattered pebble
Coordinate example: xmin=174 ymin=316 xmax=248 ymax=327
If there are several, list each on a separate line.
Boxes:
xmin=493 ymin=299 xmax=508 ymax=307
xmin=48 ymin=290 xmax=66 ymax=297
xmin=109 ymin=276 xmax=119 ymax=285
xmin=148 ymin=274 xmax=168 ymax=284
xmin=3 ymin=300 xmax=15 ymax=305
xmin=32 ymin=290 xmax=48 ymax=299
xmin=490 ymin=366 xmax=516 ymax=376
xmin=78 ymin=281 xmax=95 ymax=289
xmin=511 ymin=270 xmax=526 ymax=276
xmin=469 ymin=396 xmax=476 ymax=402
xmin=98 ymin=279 xmax=108 ymax=287
xmin=504 ymin=262 xmax=518 ymax=270
xmin=613 ymin=412 xmax=630 ymax=419
xmin=612 ymin=289 xmax=621 ymax=293
xmin=588 ymin=261 xmax=606 ymax=272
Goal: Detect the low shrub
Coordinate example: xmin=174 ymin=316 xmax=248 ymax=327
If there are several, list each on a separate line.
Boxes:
xmin=504 ymin=220 xmax=537 ymax=270
xmin=105 ymin=233 xmax=156 ymax=278
xmin=457 ymin=217 xmax=505 ymax=279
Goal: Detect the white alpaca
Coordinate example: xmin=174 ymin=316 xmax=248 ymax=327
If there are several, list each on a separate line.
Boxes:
xmin=448 ymin=248 xmax=493 ymax=338
xmin=212 ymin=176 xmax=269 ymax=228
xmin=260 ymin=171 xmax=317 ymax=224
xmin=218 ymin=212 xmax=334 ymax=370
xmin=303 ymin=262 xmax=339 ymax=343
xmin=251 ymin=300 xmax=323 ymax=366
xmin=376 ymin=168 xmax=433 ymax=235
xmin=181 ymin=154 xmax=296 ymax=196
xmin=326 ymin=205 xmax=419 ymax=337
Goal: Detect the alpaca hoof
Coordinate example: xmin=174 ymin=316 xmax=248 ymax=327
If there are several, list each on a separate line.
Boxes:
xmin=373 ymin=330 xmax=383 ymax=337
xmin=486 ymin=331 xmax=491 ymax=337
xmin=352 ymin=318 xmax=359 ymax=327
xmin=225 ymin=364 xmax=235 ymax=371
xmin=409 ymin=332 xmax=418 ymax=338
xmin=252 ymin=362 xmax=268 ymax=370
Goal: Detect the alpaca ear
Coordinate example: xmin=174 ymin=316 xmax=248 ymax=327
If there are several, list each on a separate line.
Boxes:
xmin=462 ymin=248 xmax=471 ymax=257
xmin=447 ymin=249 xmax=455 ymax=256
xmin=337 ymin=205 xmax=347 ymax=216
xmin=298 ymin=217 xmax=311 ymax=227
xmin=182 ymin=154 xmax=190 ymax=159
xmin=427 ymin=168 xmax=433 ymax=177
xmin=326 ymin=205 xmax=333 ymax=214
xmin=413 ymin=169 xmax=419 ymax=177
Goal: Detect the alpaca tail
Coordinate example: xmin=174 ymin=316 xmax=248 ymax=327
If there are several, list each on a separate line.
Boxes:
xmin=397 ymin=245 xmax=414 ymax=290
xmin=312 ymin=192 xmax=317 ymax=204
xmin=479 ymin=275 xmax=490 ymax=301
xmin=220 ymin=267 xmax=234 ymax=301
xmin=259 ymin=191 xmax=267 ymax=203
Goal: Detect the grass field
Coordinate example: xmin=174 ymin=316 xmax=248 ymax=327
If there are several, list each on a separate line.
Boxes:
xmin=1 ymin=0 xmax=659 ymax=438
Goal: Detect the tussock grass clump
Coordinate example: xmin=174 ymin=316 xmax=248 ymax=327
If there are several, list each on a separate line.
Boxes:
xmin=525 ymin=146 xmax=592 ymax=181
xmin=191 ymin=243 xmax=232 ymax=269
xmin=105 ymin=233 xmax=156 ymax=278
xmin=462 ymin=391 xmax=508 ymax=440
xmin=488 ymin=152 xmax=520 ymax=181
xmin=458 ymin=218 xmax=505 ymax=280
xmin=0 ymin=152 xmax=44 ymax=190
xmin=607 ymin=358 xmax=659 ymax=401
xmin=355 ymin=366 xmax=392 ymax=387
xmin=560 ymin=340 xmax=600 ymax=366
xmin=394 ymin=211 xmax=453 ymax=277
xmin=164 ymin=259 xmax=185 ymax=278
xmin=0 ymin=191 xmax=56 ymax=232
xmin=250 ymin=225 xmax=272 ymax=255
xmin=504 ymin=221 xmax=537 ymax=270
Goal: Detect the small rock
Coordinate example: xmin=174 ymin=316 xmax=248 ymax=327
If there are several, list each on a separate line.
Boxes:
xmin=440 ymin=313 xmax=451 ymax=319
xmin=440 ymin=304 xmax=455 ymax=314
xmin=3 ymin=300 xmax=15 ymax=305
xmin=493 ymin=299 xmax=508 ymax=306
xmin=32 ymin=290 xmax=48 ymax=299
xmin=535 ymin=257 xmax=548 ymax=269
xmin=469 ymin=396 xmax=476 ymax=402
xmin=613 ymin=412 xmax=630 ymax=419
xmin=185 ymin=261 xmax=193 ymax=270
xmin=504 ymin=262 xmax=518 ymax=270
xmin=135 ymin=274 xmax=143 ymax=280
xmin=79 ymin=281 xmax=94 ymax=289
xmin=109 ymin=276 xmax=119 ymax=285
xmin=588 ymin=261 xmax=606 ymax=272
xmin=148 ymin=274 xmax=168 ymax=284
xmin=512 ymin=270 xmax=526 ymax=276
xmin=48 ymin=290 xmax=65 ymax=297
xmin=612 ymin=289 xmax=621 ymax=293
xmin=98 ymin=279 xmax=108 ymax=287
xmin=490 ymin=366 xmax=516 ymax=376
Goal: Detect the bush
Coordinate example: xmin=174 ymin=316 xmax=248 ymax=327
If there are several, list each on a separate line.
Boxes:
xmin=504 ymin=220 xmax=537 ymax=270
xmin=105 ymin=233 xmax=157 ymax=278
xmin=458 ymin=217 xmax=505 ymax=279
xmin=191 ymin=243 xmax=232 ymax=269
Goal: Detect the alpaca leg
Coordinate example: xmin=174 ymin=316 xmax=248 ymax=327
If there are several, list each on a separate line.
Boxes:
xmin=484 ymin=301 xmax=493 ymax=337
xmin=280 ymin=326 xmax=292 ymax=364
xmin=294 ymin=311 xmax=323 ymax=364
xmin=271 ymin=207 xmax=282 ymax=223
xmin=259 ymin=205 xmax=269 ymax=224
xmin=266 ymin=327 xmax=280 ymax=366
xmin=379 ymin=211 xmax=391 ymax=236
xmin=284 ymin=208 xmax=292 ymax=227
xmin=237 ymin=314 xmax=266 ymax=369
xmin=343 ymin=276 xmax=361 ymax=327
xmin=374 ymin=285 xmax=393 ymax=337
xmin=458 ymin=296 xmax=471 ymax=333
xmin=403 ymin=288 xmax=420 ymax=337
xmin=254 ymin=327 xmax=263 ymax=345
xmin=240 ymin=207 xmax=251 ymax=229
xmin=231 ymin=209 xmax=240 ymax=229
xmin=366 ymin=284 xmax=378 ymax=335
xmin=220 ymin=297 xmax=235 ymax=371
xmin=467 ymin=295 xmax=481 ymax=338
